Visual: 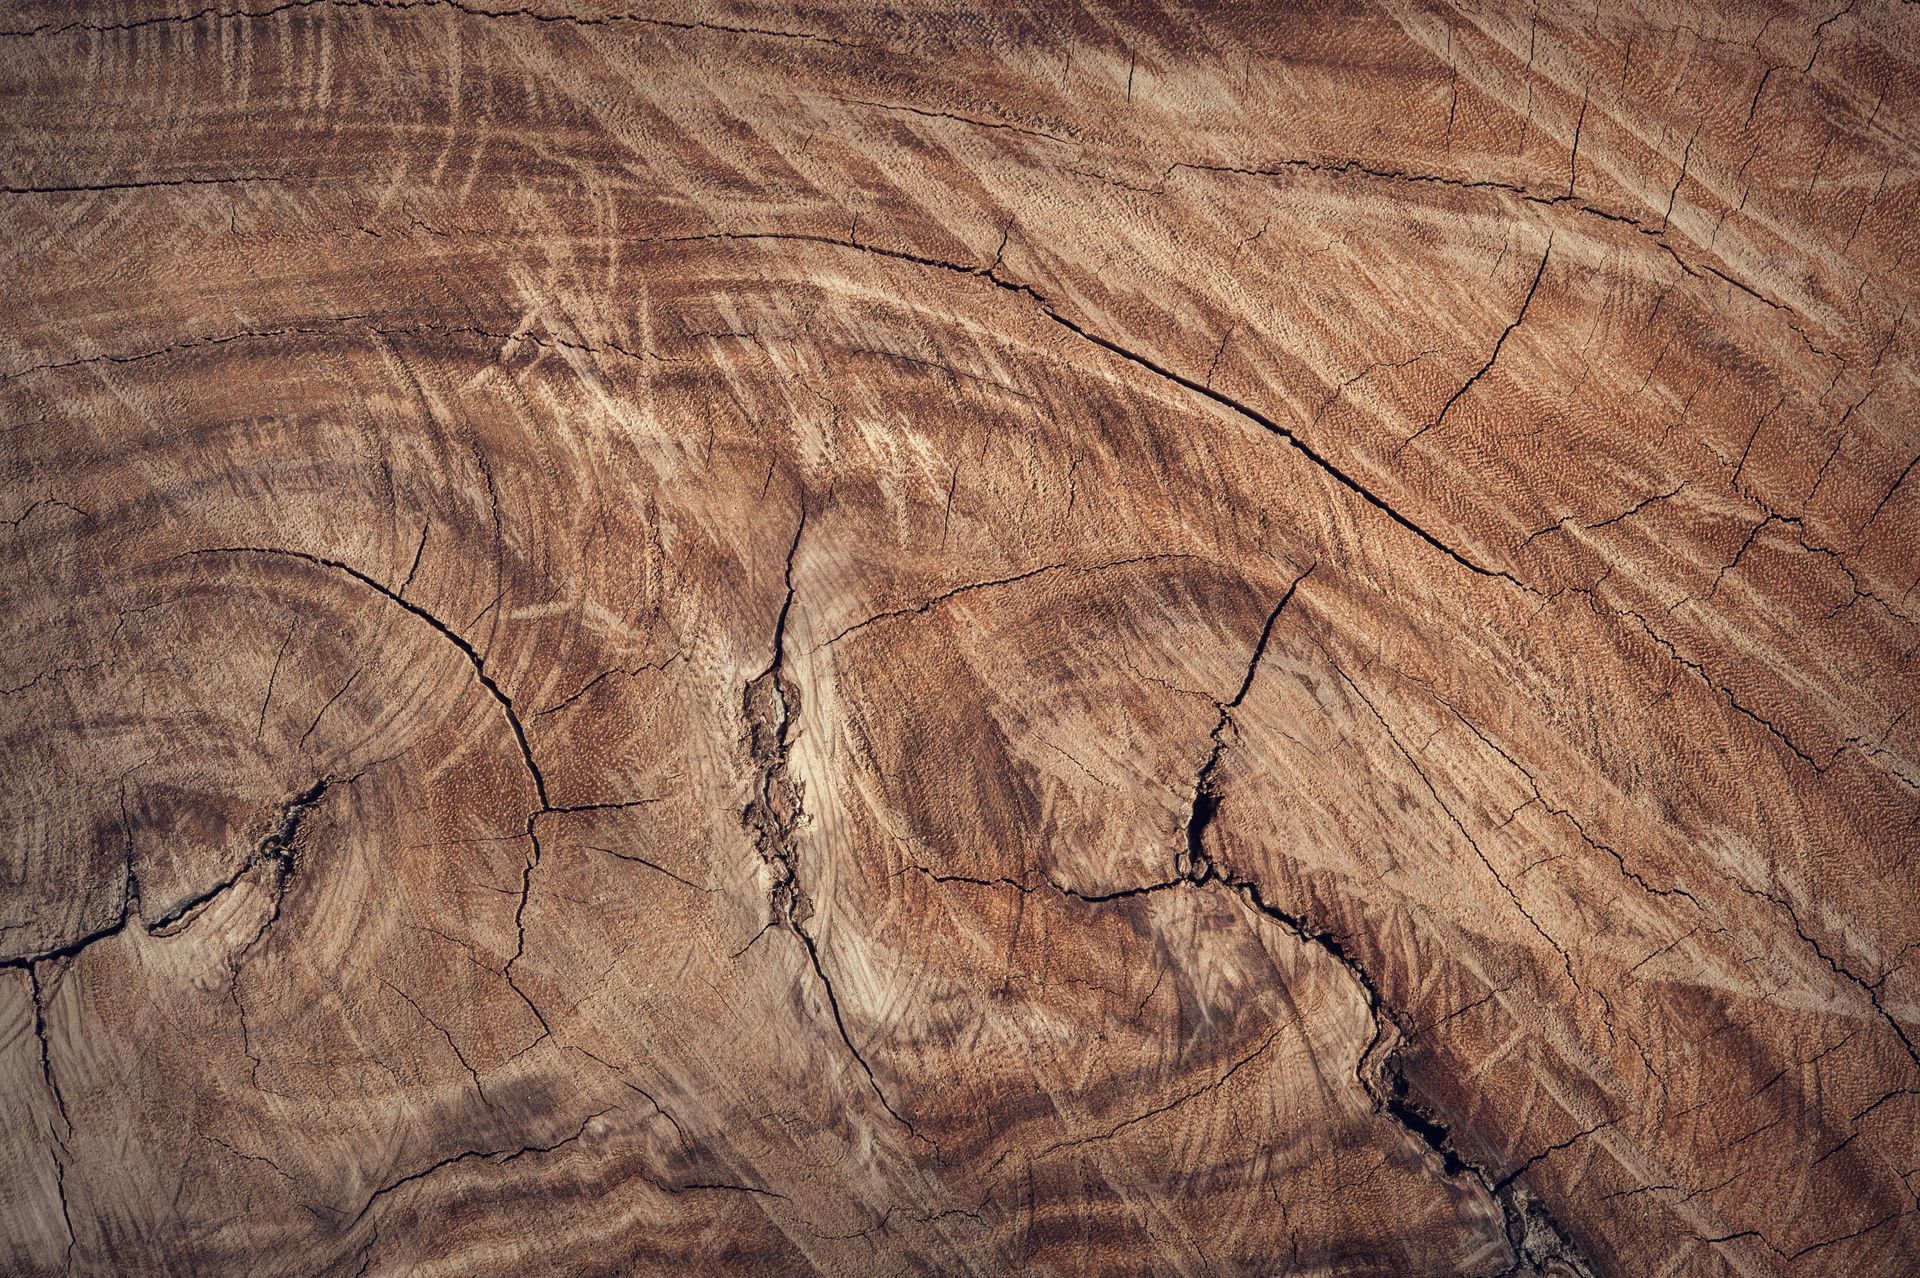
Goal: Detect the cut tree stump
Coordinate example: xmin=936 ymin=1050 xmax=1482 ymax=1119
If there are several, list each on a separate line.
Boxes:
xmin=2 ymin=3 xmax=1917 ymax=1275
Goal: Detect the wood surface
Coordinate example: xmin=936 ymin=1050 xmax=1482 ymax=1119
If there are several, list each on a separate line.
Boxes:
xmin=2 ymin=2 xmax=1918 ymax=1274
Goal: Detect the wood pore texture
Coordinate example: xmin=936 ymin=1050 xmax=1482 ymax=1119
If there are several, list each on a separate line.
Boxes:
xmin=2 ymin=2 xmax=1918 ymax=1275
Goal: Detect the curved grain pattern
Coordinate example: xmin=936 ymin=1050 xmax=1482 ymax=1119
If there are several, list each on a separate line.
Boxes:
xmin=2 ymin=2 xmax=1916 ymax=1275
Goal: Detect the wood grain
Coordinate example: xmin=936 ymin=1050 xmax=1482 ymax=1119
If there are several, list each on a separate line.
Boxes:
xmin=2 ymin=2 xmax=1917 ymax=1274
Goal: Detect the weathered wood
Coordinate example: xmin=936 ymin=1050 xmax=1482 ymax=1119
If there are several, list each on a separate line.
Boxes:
xmin=2 ymin=2 xmax=1916 ymax=1274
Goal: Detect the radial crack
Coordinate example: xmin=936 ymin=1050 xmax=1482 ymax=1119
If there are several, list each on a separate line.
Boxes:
xmin=1396 ymin=239 xmax=1553 ymax=457
xmin=1179 ymin=563 xmax=1315 ymax=880
xmin=735 ymin=504 xmax=927 ymax=1142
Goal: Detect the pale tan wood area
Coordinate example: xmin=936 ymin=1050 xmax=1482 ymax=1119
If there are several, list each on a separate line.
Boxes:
xmin=2 ymin=2 xmax=1917 ymax=1275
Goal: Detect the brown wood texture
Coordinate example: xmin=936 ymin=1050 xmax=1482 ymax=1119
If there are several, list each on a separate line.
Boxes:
xmin=2 ymin=2 xmax=1918 ymax=1275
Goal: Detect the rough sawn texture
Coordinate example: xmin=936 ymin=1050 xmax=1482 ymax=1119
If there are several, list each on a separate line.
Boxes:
xmin=2 ymin=2 xmax=1918 ymax=1275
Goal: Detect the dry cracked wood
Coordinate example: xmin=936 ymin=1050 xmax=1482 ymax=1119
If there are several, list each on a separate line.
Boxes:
xmin=2 ymin=1 xmax=1917 ymax=1274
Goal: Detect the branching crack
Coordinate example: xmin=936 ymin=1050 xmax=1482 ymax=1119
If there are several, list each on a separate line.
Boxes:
xmin=3 ymin=775 xmax=344 ymax=971
xmin=1108 ymin=561 xmax=1602 ymax=1273
xmin=1179 ymin=563 xmax=1316 ymax=881
xmin=10 ymin=775 xmax=352 ymax=1264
